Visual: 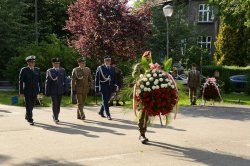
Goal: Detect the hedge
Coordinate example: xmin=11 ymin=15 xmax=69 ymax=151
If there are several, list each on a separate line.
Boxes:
xmin=202 ymin=65 xmax=250 ymax=93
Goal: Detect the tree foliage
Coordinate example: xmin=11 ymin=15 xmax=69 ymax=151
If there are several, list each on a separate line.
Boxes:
xmin=214 ymin=23 xmax=250 ymax=66
xmin=209 ymin=0 xmax=250 ymax=28
xmin=5 ymin=34 xmax=80 ymax=86
xmin=65 ymin=0 xmax=152 ymax=60
xmin=210 ymin=0 xmax=250 ymax=66
xmin=0 ymin=0 xmax=32 ymax=79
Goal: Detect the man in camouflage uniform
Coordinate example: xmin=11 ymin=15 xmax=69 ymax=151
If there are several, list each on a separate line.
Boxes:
xmin=71 ymin=57 xmax=92 ymax=120
xmin=133 ymin=51 xmax=152 ymax=144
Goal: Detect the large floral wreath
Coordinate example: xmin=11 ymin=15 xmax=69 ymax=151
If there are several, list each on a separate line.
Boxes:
xmin=202 ymin=77 xmax=222 ymax=102
xmin=133 ymin=57 xmax=179 ymax=125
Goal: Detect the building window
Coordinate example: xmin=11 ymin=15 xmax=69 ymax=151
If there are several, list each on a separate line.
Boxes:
xmin=198 ymin=36 xmax=212 ymax=52
xmin=198 ymin=4 xmax=213 ymax=22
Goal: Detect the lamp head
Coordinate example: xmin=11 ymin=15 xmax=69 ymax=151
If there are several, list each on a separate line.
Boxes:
xmin=163 ymin=5 xmax=173 ymax=17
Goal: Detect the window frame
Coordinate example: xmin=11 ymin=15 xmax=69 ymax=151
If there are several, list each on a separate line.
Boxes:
xmin=198 ymin=4 xmax=214 ymax=23
xmin=198 ymin=36 xmax=212 ymax=53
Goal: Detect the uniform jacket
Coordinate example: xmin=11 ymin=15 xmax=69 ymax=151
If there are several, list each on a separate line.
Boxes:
xmin=187 ymin=70 xmax=201 ymax=88
xmin=19 ymin=67 xmax=42 ymax=97
xmin=95 ymin=64 xmax=117 ymax=93
xmin=71 ymin=67 xmax=92 ymax=94
xmin=45 ymin=67 xmax=68 ymax=96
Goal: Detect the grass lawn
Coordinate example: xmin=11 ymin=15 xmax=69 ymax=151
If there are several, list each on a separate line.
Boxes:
xmin=1 ymin=88 xmax=250 ymax=107
xmin=0 ymin=91 xmax=102 ymax=107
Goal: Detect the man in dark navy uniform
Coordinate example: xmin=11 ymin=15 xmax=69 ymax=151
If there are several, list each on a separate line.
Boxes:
xmin=19 ymin=55 xmax=43 ymax=125
xmin=45 ymin=57 xmax=68 ymax=123
xmin=95 ymin=55 xmax=118 ymax=120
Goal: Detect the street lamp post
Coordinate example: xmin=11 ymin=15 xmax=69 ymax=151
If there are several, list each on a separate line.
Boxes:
xmin=163 ymin=4 xmax=173 ymax=59
xmin=35 ymin=0 xmax=38 ymax=45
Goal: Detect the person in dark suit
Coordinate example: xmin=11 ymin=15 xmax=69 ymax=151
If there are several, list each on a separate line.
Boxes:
xmin=110 ymin=63 xmax=124 ymax=106
xmin=95 ymin=55 xmax=118 ymax=120
xmin=45 ymin=57 xmax=68 ymax=123
xmin=187 ymin=63 xmax=201 ymax=105
xmin=19 ymin=55 xmax=43 ymax=125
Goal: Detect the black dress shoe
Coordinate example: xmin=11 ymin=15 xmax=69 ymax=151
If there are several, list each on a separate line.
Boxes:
xmin=107 ymin=116 xmax=112 ymax=120
xmin=139 ymin=136 xmax=149 ymax=144
xmin=98 ymin=112 xmax=106 ymax=118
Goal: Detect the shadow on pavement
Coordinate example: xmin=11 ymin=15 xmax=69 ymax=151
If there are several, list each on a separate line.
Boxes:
xmin=14 ymin=158 xmax=84 ymax=166
xmin=112 ymin=118 xmax=186 ymax=132
xmin=0 ymin=154 xmax=11 ymax=165
xmin=0 ymin=110 xmax=12 ymax=113
xmin=35 ymin=122 xmax=99 ymax=138
xmin=84 ymin=119 xmax=158 ymax=133
xmin=148 ymin=141 xmax=250 ymax=166
xmin=180 ymin=106 xmax=250 ymax=121
xmin=59 ymin=121 xmax=125 ymax=136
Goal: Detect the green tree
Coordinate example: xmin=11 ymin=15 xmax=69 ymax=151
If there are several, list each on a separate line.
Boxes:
xmin=209 ymin=0 xmax=250 ymax=28
xmin=5 ymin=34 xmax=80 ymax=86
xmin=210 ymin=0 xmax=250 ymax=66
xmin=0 ymin=0 xmax=33 ymax=79
xmin=214 ymin=23 xmax=250 ymax=66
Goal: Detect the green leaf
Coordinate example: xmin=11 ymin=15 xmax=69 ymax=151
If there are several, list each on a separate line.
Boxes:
xmin=141 ymin=56 xmax=150 ymax=71
xmin=163 ymin=58 xmax=172 ymax=72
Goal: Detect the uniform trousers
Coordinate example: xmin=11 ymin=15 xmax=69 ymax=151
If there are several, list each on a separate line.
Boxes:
xmin=138 ymin=111 xmax=149 ymax=137
xmin=51 ymin=94 xmax=62 ymax=120
xmin=99 ymin=90 xmax=112 ymax=117
xmin=24 ymin=95 xmax=36 ymax=122
xmin=76 ymin=93 xmax=87 ymax=117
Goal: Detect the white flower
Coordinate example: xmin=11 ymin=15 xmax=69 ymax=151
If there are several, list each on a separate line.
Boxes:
xmin=159 ymin=78 xmax=163 ymax=82
xmin=165 ymin=84 xmax=168 ymax=87
xmin=146 ymin=74 xmax=151 ymax=78
xmin=147 ymin=88 xmax=151 ymax=92
xmin=149 ymin=77 xmax=154 ymax=81
xmin=165 ymin=78 xmax=169 ymax=82
xmin=154 ymin=80 xmax=159 ymax=85
xmin=144 ymin=88 xmax=148 ymax=91
xmin=171 ymin=85 xmax=174 ymax=89
xmin=152 ymin=69 xmax=156 ymax=73
xmin=169 ymin=80 xmax=173 ymax=84
xmin=153 ymin=73 xmax=157 ymax=77
xmin=143 ymin=78 xmax=148 ymax=82
xmin=155 ymin=85 xmax=159 ymax=89
xmin=140 ymin=85 xmax=144 ymax=89
xmin=146 ymin=82 xmax=150 ymax=86
xmin=160 ymin=84 xmax=165 ymax=88
xmin=139 ymin=74 xmax=144 ymax=79
xmin=152 ymin=86 xmax=155 ymax=90
xmin=168 ymin=83 xmax=172 ymax=86
xmin=159 ymin=74 xmax=163 ymax=77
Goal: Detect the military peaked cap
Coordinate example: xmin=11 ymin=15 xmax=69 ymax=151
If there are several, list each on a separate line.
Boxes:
xmin=51 ymin=57 xmax=60 ymax=63
xmin=104 ymin=55 xmax=111 ymax=60
xmin=25 ymin=55 xmax=36 ymax=62
xmin=77 ymin=57 xmax=86 ymax=63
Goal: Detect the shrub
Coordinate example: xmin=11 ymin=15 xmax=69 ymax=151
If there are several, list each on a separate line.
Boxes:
xmin=202 ymin=65 xmax=250 ymax=93
xmin=5 ymin=34 xmax=81 ymax=87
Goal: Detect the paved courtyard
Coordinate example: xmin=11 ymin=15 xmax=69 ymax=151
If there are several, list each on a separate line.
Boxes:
xmin=0 ymin=104 xmax=250 ymax=166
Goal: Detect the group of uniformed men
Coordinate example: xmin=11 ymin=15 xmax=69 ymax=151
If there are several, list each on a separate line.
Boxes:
xmin=19 ymin=55 xmax=118 ymax=125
